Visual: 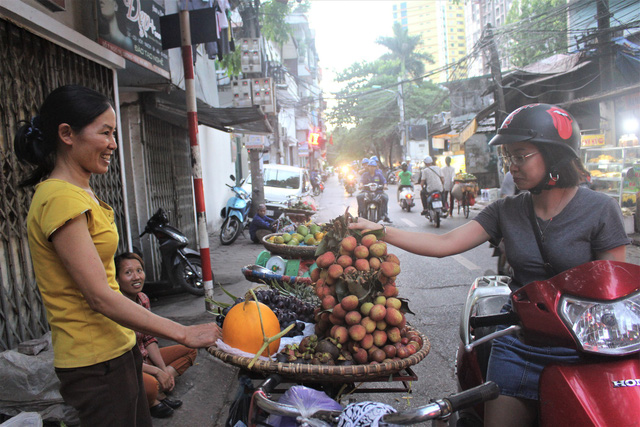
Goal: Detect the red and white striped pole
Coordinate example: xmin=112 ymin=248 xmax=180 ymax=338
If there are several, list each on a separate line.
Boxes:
xmin=179 ymin=6 xmax=215 ymax=308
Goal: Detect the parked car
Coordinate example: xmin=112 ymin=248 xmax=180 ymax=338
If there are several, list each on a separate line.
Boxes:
xmin=242 ymin=164 xmax=313 ymax=216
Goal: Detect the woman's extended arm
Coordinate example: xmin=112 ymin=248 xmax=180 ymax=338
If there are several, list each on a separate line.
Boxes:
xmin=51 ymin=215 xmax=220 ymax=348
xmin=596 ymin=245 xmax=626 ymax=262
xmin=349 ymin=217 xmax=491 ymax=258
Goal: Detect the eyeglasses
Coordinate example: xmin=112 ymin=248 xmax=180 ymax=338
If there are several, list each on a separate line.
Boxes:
xmin=498 ymin=152 xmax=539 ymax=167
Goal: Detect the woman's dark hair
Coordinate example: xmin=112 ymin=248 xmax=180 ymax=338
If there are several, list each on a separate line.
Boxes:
xmin=14 ymin=85 xmax=112 ymax=187
xmin=535 ymin=143 xmax=583 ymax=188
xmin=114 ymin=252 xmax=145 ymax=278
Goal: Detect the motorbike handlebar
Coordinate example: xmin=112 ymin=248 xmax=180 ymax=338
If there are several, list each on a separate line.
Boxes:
xmin=445 ymin=381 xmax=500 ymax=412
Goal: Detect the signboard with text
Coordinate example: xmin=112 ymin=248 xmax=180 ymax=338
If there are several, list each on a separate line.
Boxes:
xmin=581 ymin=134 xmax=605 ymax=147
xmin=96 ymin=0 xmax=169 ymax=78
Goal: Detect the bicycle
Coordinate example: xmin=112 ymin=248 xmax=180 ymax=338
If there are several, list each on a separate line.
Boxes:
xmin=239 ymin=374 xmax=499 ymax=426
xmin=455 ymin=182 xmax=477 ymax=219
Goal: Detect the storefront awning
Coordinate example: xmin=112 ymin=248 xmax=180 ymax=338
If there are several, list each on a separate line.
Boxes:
xmin=144 ymin=92 xmax=273 ymax=135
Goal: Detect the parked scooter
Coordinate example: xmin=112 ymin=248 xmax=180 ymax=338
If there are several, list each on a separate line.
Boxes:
xmin=398 ymin=185 xmax=415 ymax=212
xmin=421 ymin=188 xmax=444 ymax=228
xmin=139 ymin=208 xmax=205 ymax=296
xmin=360 ymin=182 xmax=385 ymax=223
xmin=344 ymin=172 xmax=357 ymax=196
xmin=453 ymin=260 xmax=640 ymax=426
xmin=220 ymin=174 xmax=251 ymax=245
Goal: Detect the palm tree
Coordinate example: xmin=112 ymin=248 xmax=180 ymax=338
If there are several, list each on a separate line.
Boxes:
xmin=376 ymin=22 xmax=434 ymax=79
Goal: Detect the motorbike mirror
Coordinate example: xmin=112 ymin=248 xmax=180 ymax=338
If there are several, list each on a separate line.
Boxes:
xmin=230 ymin=174 xmax=236 ymax=181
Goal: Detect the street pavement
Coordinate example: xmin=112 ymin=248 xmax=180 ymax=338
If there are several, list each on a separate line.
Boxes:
xmin=149 ymin=174 xmax=640 ymax=426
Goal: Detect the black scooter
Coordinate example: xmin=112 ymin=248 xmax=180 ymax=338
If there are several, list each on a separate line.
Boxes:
xmin=139 ymin=208 xmax=206 ymax=296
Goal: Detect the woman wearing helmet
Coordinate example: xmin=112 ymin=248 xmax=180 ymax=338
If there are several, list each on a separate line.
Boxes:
xmin=349 ymin=104 xmax=629 ymax=426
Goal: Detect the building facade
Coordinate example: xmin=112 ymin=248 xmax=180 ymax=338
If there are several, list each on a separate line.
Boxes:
xmin=392 ymin=1 xmax=467 ymax=83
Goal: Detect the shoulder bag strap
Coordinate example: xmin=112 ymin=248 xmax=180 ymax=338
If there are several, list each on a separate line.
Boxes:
xmin=527 ymin=193 xmax=558 ymax=277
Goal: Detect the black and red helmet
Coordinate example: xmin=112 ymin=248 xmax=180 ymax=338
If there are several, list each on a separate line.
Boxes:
xmin=489 ymin=103 xmax=580 ymax=158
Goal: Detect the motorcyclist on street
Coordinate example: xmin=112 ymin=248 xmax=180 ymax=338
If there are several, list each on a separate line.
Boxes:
xmin=309 ymin=168 xmax=320 ymax=193
xmin=349 ymin=103 xmax=629 ymax=427
xmin=357 ymin=159 xmax=392 ymax=223
xmin=357 ymin=157 xmax=369 ymax=176
xmin=397 ymin=162 xmax=414 ymax=201
xmin=419 ymin=156 xmax=444 ymax=215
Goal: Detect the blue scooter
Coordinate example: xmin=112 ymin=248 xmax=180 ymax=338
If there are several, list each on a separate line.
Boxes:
xmin=220 ymin=175 xmax=251 ymax=245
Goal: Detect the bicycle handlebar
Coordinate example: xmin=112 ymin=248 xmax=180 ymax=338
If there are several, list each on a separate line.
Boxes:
xmin=249 ymin=376 xmax=499 ymax=425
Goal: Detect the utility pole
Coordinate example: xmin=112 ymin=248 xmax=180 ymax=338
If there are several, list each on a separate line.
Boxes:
xmin=240 ymin=0 xmax=265 ymax=217
xmin=485 ymin=23 xmax=506 ymax=128
xmin=397 ymin=76 xmax=407 ymax=160
xmin=597 ymin=0 xmax=615 ymax=146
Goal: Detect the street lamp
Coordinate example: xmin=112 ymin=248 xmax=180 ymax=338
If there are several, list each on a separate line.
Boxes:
xmin=372 ymin=81 xmax=407 ymax=160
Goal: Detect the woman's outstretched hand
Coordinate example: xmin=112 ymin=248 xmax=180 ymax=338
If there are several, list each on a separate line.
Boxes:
xmin=348 ymin=217 xmax=383 ymax=231
xmin=183 ymin=323 xmax=222 ymax=349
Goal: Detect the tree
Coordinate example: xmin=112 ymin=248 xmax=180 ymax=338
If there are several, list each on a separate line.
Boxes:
xmin=326 ymin=24 xmax=445 ymax=167
xmin=505 ymin=0 xmax=568 ymax=68
xmin=376 ymin=22 xmax=434 ymax=79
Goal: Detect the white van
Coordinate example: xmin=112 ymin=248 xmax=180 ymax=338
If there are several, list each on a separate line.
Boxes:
xmin=242 ymin=164 xmax=312 ymax=207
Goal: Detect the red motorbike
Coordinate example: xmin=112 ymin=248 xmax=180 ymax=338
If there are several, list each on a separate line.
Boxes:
xmin=454 ymin=260 xmax=640 ymax=426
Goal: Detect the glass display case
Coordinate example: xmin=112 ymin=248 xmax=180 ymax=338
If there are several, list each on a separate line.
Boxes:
xmin=583 ymin=146 xmax=640 ymax=206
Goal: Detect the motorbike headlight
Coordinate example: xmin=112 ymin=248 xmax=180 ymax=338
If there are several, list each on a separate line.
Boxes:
xmin=559 ymin=291 xmax=640 ymax=355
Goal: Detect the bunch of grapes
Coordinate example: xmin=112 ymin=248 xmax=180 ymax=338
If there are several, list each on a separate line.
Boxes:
xmin=215 ymin=289 xmax=316 ymax=338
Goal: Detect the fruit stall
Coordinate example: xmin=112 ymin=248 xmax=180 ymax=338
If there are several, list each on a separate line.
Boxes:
xmin=209 ymin=213 xmax=430 ymax=398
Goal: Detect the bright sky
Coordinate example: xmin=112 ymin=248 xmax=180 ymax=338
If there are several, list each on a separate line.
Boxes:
xmin=308 ymin=1 xmax=396 ymax=96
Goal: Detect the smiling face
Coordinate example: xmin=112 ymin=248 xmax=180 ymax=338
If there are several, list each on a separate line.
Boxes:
xmin=116 ymin=258 xmax=145 ymax=299
xmin=66 ymin=107 xmax=117 ymax=177
xmin=504 ymin=141 xmax=546 ymax=191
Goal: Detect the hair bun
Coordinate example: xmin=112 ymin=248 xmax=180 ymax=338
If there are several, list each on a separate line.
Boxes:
xmin=25 ymin=116 xmax=44 ymax=142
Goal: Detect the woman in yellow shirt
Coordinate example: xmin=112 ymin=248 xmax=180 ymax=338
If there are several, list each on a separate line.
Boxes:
xmin=14 ymin=85 xmax=221 ymax=426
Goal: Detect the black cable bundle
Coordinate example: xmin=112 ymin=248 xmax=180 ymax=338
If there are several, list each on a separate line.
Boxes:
xmin=225 ymin=375 xmax=255 ymax=427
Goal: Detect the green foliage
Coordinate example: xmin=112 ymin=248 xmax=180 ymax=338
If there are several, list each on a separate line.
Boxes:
xmin=325 ymin=22 xmax=445 ymax=165
xmin=376 ymin=22 xmax=434 ymax=79
xmin=216 ymin=48 xmax=242 ymax=77
xmin=260 ymin=0 xmax=294 ymax=45
xmin=506 ymin=0 xmax=568 ymax=68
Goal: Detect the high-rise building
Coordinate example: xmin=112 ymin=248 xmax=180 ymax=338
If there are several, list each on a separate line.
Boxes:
xmin=392 ymin=1 xmax=468 ymax=83
xmin=464 ymin=0 xmax=515 ymax=77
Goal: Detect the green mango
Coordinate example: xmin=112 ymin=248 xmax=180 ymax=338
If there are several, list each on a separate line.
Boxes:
xmin=296 ymin=225 xmax=309 ymax=237
xmin=282 ymin=233 xmax=292 ymax=243
xmin=304 ymin=235 xmax=316 ymax=245
xmin=292 ymin=233 xmax=303 ymax=242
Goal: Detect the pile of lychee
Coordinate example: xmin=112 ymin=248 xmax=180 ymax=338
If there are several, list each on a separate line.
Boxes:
xmin=308 ymin=233 xmax=424 ymax=365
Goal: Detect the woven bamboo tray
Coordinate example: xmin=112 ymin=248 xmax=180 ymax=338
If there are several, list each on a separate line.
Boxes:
xmin=209 ymin=327 xmax=430 ymax=382
xmin=262 ymin=233 xmax=318 ymax=259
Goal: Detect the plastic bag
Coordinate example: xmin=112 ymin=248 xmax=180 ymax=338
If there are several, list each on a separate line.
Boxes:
xmin=0 ymin=412 xmax=42 ymax=427
xmin=266 ymin=386 xmax=342 ymax=427
xmin=337 ymin=401 xmax=400 ymax=427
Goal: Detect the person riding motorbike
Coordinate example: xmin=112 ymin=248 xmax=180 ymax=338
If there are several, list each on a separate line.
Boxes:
xmin=357 ymin=159 xmax=392 ymax=223
xmin=419 ymin=156 xmax=444 ymax=215
xmin=309 ymin=168 xmax=320 ymax=193
xmin=397 ymin=162 xmax=414 ymax=202
xmin=358 ymin=157 xmax=369 ymax=176
xmin=349 ymin=103 xmax=630 ymax=427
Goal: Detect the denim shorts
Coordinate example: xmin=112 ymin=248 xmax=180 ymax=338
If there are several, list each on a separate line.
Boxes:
xmin=485 ymin=301 xmax=582 ymax=400
xmin=486 ymin=332 xmax=582 ymax=400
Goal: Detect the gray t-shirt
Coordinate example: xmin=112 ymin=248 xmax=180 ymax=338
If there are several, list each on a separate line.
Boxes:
xmin=474 ymin=187 xmax=630 ymax=288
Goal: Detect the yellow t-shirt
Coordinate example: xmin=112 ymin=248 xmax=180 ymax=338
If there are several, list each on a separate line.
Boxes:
xmin=27 ymin=179 xmax=135 ymax=368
